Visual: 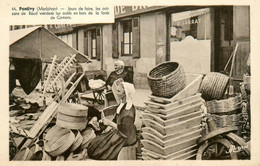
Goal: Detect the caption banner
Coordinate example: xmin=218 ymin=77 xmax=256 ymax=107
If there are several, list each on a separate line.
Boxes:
xmin=10 ymin=6 xmax=114 ymax=24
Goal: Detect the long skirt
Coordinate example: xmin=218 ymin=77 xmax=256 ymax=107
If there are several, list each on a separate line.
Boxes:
xmin=87 ymin=129 xmax=126 ymax=160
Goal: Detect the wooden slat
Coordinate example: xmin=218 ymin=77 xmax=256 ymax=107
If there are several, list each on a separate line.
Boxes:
xmin=142 ymin=115 xmax=203 ymax=136
xmin=141 ymin=135 xmax=201 ymax=156
xmin=144 ymin=93 xmax=202 ymax=110
xmin=142 ymin=125 xmax=201 ymax=142
xmin=142 ymin=110 xmax=202 ymax=126
xmin=149 ymin=103 xmax=202 ymax=120
xmin=171 ymin=149 xmax=197 ymax=160
xmin=142 ymin=144 xmax=198 ymax=160
xmin=142 ymin=128 xmax=202 ymax=147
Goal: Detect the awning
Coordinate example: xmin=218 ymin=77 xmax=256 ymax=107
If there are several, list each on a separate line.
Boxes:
xmin=9 ymin=26 xmax=91 ymax=63
xmin=171 ymin=8 xmax=210 ymax=22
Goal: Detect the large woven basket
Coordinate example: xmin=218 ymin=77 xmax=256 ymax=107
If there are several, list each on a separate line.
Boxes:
xmin=210 ymin=113 xmax=242 ymax=128
xmin=147 ymin=62 xmax=186 ymax=98
xmin=199 ymin=72 xmax=229 ymax=101
xmin=206 ymin=95 xmax=242 ymax=114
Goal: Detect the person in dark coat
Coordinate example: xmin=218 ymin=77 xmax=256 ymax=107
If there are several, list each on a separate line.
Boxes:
xmin=106 ymin=60 xmax=133 ymax=88
xmin=87 ymin=80 xmax=137 ymax=160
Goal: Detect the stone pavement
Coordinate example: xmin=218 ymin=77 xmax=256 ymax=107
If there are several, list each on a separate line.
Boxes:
xmin=132 ymin=88 xmax=151 ymax=130
xmin=132 ymin=88 xmax=151 ymax=108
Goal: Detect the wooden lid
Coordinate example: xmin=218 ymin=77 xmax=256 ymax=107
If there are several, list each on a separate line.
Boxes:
xmin=45 ymin=130 xmax=75 ymax=157
xmin=70 ymin=130 xmax=83 ymax=152
xmin=58 ymin=103 xmax=88 ymax=117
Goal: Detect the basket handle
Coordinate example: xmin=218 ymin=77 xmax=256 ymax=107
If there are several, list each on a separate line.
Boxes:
xmin=162 ymin=74 xmax=172 ymax=81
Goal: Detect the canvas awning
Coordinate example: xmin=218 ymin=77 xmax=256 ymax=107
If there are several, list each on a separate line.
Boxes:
xmin=9 ymin=26 xmax=91 ymax=63
xmin=171 ymin=8 xmax=210 ymax=22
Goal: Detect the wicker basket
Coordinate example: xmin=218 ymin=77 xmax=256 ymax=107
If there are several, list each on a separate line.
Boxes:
xmin=210 ymin=113 xmax=242 ymax=128
xmin=206 ymin=95 xmax=242 ymax=114
xmin=147 ymin=62 xmax=186 ymax=98
xmin=199 ymin=72 xmax=229 ymax=101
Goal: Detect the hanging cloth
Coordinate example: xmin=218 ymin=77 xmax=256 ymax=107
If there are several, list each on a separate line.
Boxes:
xmin=13 ymin=58 xmax=42 ymax=95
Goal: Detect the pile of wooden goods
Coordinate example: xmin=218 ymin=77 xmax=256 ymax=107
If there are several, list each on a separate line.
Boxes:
xmin=141 ymin=94 xmax=204 ymax=160
xmin=143 ymin=62 xmax=205 ymax=160
xmin=12 ymin=103 xmax=96 ymax=161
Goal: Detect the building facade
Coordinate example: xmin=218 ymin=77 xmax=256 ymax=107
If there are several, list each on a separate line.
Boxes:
xmin=13 ymin=6 xmax=250 ymax=89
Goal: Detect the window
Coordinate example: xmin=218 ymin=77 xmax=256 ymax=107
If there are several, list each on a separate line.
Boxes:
xmin=122 ymin=20 xmax=133 ymax=55
xmin=83 ymin=27 xmax=102 ymax=60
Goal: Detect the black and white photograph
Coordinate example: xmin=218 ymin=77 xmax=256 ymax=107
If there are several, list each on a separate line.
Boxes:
xmin=2 ymin=2 xmax=259 ymax=165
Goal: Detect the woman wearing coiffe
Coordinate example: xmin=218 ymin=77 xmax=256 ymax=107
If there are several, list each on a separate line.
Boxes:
xmin=87 ymin=79 xmax=137 ymax=160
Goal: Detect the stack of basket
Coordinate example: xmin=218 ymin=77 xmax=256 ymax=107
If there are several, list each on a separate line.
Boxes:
xmin=206 ymin=94 xmax=243 ymax=135
xmin=56 ymin=103 xmax=88 ymax=130
xmin=141 ymin=93 xmax=204 ymax=160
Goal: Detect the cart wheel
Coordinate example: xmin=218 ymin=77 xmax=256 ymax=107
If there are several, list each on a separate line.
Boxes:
xmin=93 ymin=90 xmax=105 ymax=105
xmin=196 ymin=137 xmax=238 ymax=160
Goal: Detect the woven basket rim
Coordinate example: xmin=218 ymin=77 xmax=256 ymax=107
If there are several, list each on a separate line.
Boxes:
xmin=147 ymin=61 xmax=180 ymax=81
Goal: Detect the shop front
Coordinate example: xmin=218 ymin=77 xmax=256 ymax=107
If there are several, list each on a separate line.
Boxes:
xmin=169 ymin=8 xmax=213 ymax=74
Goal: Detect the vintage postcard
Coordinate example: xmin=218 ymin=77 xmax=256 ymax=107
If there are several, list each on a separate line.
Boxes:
xmin=1 ymin=0 xmax=260 ymax=165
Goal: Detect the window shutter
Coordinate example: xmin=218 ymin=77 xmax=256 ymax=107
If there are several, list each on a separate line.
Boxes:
xmin=96 ymin=27 xmax=102 ymax=61
xmin=132 ymin=17 xmax=140 ymax=58
xmin=87 ymin=30 xmax=92 ymax=58
xmin=83 ymin=30 xmax=88 ymax=55
xmin=112 ymin=22 xmax=119 ymax=58
xmin=72 ymin=31 xmax=78 ymax=50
